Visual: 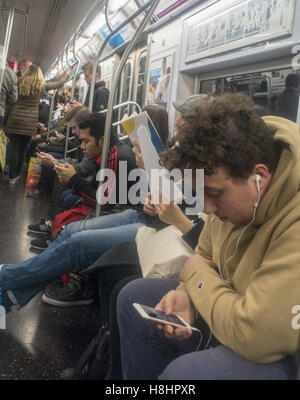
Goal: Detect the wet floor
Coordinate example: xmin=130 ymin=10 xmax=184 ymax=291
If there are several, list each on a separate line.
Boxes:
xmin=0 ymin=169 xmax=101 ymax=380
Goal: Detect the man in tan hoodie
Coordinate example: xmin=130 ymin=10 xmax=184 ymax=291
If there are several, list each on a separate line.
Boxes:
xmin=117 ymin=93 xmax=300 ymax=380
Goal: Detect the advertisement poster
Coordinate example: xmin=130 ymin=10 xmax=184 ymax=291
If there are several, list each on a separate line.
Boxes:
xmin=147 ymin=54 xmax=173 ymax=111
xmin=185 ymin=0 xmax=296 ymax=62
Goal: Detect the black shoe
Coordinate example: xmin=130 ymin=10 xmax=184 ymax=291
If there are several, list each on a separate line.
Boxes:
xmin=28 ymin=218 xmax=52 ymax=235
xmin=29 ymin=246 xmax=44 ymax=254
xmin=30 ymin=237 xmax=52 ymax=250
xmin=42 ymin=274 xmax=96 ymax=307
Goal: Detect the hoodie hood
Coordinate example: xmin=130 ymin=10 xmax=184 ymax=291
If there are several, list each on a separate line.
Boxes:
xmin=254 ymin=116 xmax=300 ymax=226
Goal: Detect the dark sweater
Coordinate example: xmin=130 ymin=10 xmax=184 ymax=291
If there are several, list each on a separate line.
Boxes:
xmin=84 ymin=81 xmax=109 ymax=113
xmin=68 ymin=141 xmax=137 ymax=210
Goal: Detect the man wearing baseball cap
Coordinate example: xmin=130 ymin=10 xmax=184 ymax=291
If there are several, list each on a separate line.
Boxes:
xmin=173 ymin=94 xmax=211 ymax=128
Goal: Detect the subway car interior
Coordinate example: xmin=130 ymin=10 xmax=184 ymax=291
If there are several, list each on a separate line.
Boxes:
xmin=0 ymin=0 xmax=300 ymax=381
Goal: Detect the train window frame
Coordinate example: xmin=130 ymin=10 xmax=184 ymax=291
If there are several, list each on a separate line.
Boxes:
xmin=118 ymin=58 xmax=134 ymax=120
xmin=133 ymin=50 xmax=147 ymax=108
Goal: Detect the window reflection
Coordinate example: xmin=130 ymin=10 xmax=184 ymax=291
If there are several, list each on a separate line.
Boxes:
xmin=200 ymin=68 xmax=297 ymax=117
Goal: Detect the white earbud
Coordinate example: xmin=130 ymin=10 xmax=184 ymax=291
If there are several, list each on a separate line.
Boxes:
xmin=254 ymin=174 xmax=261 ymax=207
xmin=255 ymin=174 xmax=261 ymax=192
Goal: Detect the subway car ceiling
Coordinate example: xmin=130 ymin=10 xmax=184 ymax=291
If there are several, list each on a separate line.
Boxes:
xmin=0 ymin=0 xmax=96 ymax=71
xmin=0 ymin=0 xmax=201 ymax=75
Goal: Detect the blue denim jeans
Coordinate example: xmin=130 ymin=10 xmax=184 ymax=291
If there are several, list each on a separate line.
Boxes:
xmin=61 ymin=189 xmax=81 ymax=210
xmin=117 ymin=278 xmax=297 ymax=380
xmin=0 ymin=209 xmax=144 ymax=307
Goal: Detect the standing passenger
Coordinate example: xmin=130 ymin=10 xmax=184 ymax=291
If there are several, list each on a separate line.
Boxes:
xmin=0 ymin=63 xmax=18 ymax=130
xmin=18 ymin=58 xmax=32 ymax=77
xmin=275 ymin=73 xmax=300 ymax=123
xmin=83 ymin=61 xmax=109 ymax=113
xmin=4 ymin=64 xmax=71 ymax=183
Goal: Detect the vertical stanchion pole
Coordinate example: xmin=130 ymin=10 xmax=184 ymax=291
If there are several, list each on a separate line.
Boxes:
xmin=47 ymin=89 xmax=58 ymax=141
xmin=96 ymin=0 xmax=161 ymax=217
xmin=0 ymin=1 xmax=16 ymax=92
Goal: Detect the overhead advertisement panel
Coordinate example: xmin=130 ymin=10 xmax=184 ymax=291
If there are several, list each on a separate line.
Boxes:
xmin=183 ymin=0 xmax=296 ymax=63
xmin=99 ymin=22 xmax=133 ymax=49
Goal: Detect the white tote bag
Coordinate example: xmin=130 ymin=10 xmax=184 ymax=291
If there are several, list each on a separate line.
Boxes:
xmin=135 ymin=225 xmax=193 ymax=278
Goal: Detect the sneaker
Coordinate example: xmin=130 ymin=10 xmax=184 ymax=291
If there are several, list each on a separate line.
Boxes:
xmin=29 ymin=246 xmax=43 ymax=254
xmin=30 ymin=238 xmax=52 ymax=250
xmin=28 ymin=218 xmax=52 ymax=235
xmin=42 ymin=274 xmax=96 ymax=307
xmin=26 ymin=188 xmax=41 ymax=198
xmin=8 ymin=176 xmax=20 ymax=184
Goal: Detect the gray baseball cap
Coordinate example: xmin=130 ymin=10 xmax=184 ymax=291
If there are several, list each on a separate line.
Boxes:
xmin=173 ymin=94 xmax=210 ymax=113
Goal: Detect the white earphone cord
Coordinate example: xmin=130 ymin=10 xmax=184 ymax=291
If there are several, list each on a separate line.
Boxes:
xmin=221 ymin=176 xmax=261 ymax=280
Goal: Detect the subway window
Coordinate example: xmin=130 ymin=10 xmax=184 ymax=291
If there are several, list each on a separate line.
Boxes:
xmin=135 ymin=51 xmax=147 ymax=107
xmin=200 ymin=68 xmax=295 ymax=110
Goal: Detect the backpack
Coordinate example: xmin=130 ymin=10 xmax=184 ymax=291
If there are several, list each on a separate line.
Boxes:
xmin=72 ymin=242 xmax=142 ymax=380
xmin=51 ymin=204 xmax=93 ymax=238
xmin=72 ymin=323 xmax=111 ymax=380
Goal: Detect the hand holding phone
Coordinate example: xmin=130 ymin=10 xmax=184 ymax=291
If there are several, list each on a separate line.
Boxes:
xmin=133 ymin=303 xmax=198 ymax=332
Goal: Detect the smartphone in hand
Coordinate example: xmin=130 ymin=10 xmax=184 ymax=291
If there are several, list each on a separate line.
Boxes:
xmin=133 ymin=303 xmax=197 ymax=331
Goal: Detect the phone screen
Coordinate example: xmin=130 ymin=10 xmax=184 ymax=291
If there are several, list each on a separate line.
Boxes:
xmin=55 ymin=131 xmax=61 ymax=137
xmin=141 ymin=305 xmax=187 ymax=327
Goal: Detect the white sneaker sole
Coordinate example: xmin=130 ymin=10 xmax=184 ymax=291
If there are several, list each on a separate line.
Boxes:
xmin=42 ymin=293 xmax=95 ymax=307
xmin=27 ymin=229 xmax=50 ymax=236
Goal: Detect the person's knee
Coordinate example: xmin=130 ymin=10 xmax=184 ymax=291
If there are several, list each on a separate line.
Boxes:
xmin=62 ymin=219 xmax=83 ymax=237
xmin=159 ymin=345 xmax=296 ymax=380
xmin=159 ymin=354 xmax=194 ymax=380
xmin=159 ymin=346 xmax=232 ymax=380
xmin=117 ymin=278 xmax=144 ymax=314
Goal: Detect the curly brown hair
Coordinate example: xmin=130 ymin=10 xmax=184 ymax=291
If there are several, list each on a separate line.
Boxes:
xmin=161 ymin=93 xmax=285 ymax=178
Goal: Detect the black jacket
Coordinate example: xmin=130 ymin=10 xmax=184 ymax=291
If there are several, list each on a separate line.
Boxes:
xmin=68 ymin=141 xmax=137 ymax=210
xmin=275 ymin=87 xmax=299 ymax=123
xmin=84 ymin=81 xmax=109 ymax=113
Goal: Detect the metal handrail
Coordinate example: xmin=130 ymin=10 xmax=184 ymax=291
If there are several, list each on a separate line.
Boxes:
xmin=100 ymin=100 xmax=142 ymax=115
xmin=104 ymin=0 xmax=114 ymax=33
xmin=46 ymin=0 xmax=104 ymax=78
xmin=46 ymin=89 xmax=58 ymax=141
xmin=1 ymin=7 xmax=29 ymax=63
xmin=72 ymin=33 xmax=79 ymax=64
xmin=100 ymin=100 xmax=142 ymax=127
xmin=65 ymin=44 xmax=70 ymax=68
xmin=96 ymin=0 xmax=161 ymax=217
xmin=0 ymin=2 xmax=15 ymax=93
xmin=64 ymin=61 xmax=82 ymax=158
xmin=88 ymin=0 xmax=156 ymax=111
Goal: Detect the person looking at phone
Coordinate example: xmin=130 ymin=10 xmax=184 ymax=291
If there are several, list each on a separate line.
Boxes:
xmin=26 ymin=106 xmax=90 ymax=199
xmin=116 ymin=93 xmax=300 ymax=380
